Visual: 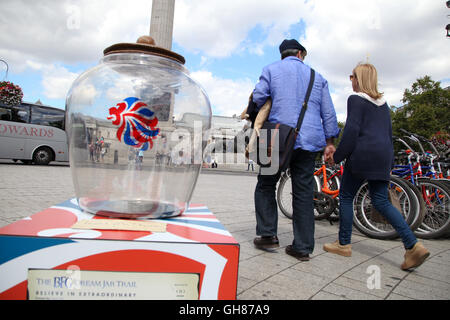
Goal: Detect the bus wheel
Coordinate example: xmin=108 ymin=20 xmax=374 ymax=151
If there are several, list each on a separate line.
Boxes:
xmin=33 ymin=147 xmax=53 ymax=165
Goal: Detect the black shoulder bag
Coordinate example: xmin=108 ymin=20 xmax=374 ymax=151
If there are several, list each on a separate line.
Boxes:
xmin=255 ymin=68 xmax=315 ymax=172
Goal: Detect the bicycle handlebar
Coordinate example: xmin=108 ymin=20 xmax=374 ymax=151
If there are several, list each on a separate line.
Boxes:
xmin=399 ymin=128 xmax=413 ymax=136
xmin=398 ymin=129 xmax=440 ymax=158
xmin=399 ymin=128 xmax=432 ymax=145
xmin=408 ymin=135 xmax=426 ymax=154
xmin=399 ymin=129 xmax=427 ymax=154
xmin=394 ymin=136 xmax=417 ymax=156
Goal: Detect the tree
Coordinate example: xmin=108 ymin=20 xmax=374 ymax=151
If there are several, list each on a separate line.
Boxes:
xmin=391 ymin=76 xmax=450 ymax=139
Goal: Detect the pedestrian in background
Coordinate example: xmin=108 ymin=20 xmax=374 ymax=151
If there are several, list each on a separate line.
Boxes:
xmin=252 ymin=39 xmax=340 ymax=261
xmin=247 ymin=159 xmax=254 ymax=171
xmin=136 ymin=149 xmax=144 ymax=170
xmin=89 ymin=142 xmax=94 ymax=161
xmin=324 ymin=63 xmax=429 ymax=270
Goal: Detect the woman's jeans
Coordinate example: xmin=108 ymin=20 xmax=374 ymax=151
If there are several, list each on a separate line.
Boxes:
xmin=338 ymin=169 xmax=417 ymax=249
xmin=254 ymin=148 xmax=317 ymax=254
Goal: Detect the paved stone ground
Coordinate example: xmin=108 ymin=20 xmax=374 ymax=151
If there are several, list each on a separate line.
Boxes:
xmin=1 ymin=159 xmax=449 ymax=300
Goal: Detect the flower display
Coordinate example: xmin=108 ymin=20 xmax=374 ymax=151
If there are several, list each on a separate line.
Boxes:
xmin=431 ymin=131 xmax=450 ymax=156
xmin=0 ymin=81 xmax=23 ymax=106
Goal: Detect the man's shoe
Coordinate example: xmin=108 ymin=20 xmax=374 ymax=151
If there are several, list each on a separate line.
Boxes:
xmin=253 ymin=236 xmax=279 ymax=250
xmin=285 ymin=245 xmax=310 ymax=261
xmin=323 ymin=240 xmax=352 ymax=257
xmin=401 ymin=242 xmax=430 ymax=271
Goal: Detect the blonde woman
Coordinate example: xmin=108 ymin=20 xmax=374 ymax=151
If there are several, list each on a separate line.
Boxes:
xmin=324 ymin=63 xmax=430 ymax=270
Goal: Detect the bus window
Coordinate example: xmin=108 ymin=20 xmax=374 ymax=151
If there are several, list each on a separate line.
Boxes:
xmin=0 ymin=103 xmax=29 ymax=123
xmin=0 ymin=106 xmax=12 ymax=121
xmin=30 ymin=105 xmax=65 ymax=130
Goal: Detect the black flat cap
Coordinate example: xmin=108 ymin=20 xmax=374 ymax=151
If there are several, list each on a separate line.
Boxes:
xmin=279 ymin=39 xmax=306 ymax=53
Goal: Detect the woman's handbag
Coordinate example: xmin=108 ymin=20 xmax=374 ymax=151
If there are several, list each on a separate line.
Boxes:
xmin=254 ymin=68 xmax=315 ymax=172
xmin=370 ymin=188 xmax=402 ymax=223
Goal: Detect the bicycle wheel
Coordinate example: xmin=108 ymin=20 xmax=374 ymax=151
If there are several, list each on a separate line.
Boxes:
xmin=352 ymin=176 xmax=419 ymax=240
xmin=314 ymin=189 xmax=337 ymax=220
xmin=277 ymin=171 xmax=323 ymax=220
xmin=324 ymin=169 xmax=341 ymax=221
xmin=436 ymin=178 xmax=450 ymax=189
xmin=414 ymin=179 xmax=450 ymax=239
xmin=401 ymin=178 xmax=426 ymax=231
xmin=277 ymin=171 xmax=293 ymax=219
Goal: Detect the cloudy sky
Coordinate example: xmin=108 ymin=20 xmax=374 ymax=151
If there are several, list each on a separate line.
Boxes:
xmin=1 ymin=0 xmax=449 ymax=121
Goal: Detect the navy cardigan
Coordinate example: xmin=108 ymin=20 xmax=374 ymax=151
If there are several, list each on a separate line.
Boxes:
xmin=333 ymin=95 xmax=394 ymax=181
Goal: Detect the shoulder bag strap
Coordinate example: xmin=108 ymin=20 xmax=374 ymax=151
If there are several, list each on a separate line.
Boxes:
xmin=295 ymin=68 xmax=315 ymax=133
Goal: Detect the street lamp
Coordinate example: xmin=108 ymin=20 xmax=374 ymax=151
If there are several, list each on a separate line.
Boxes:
xmin=447 ymin=1 xmax=450 ymax=37
xmin=0 ymin=59 xmax=8 ymax=80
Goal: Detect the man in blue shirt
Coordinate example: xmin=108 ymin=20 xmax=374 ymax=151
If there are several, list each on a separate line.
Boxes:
xmin=252 ymin=39 xmax=340 ymax=261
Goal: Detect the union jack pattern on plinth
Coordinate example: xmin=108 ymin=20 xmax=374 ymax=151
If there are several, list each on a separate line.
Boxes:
xmin=0 ymin=199 xmax=239 ymax=300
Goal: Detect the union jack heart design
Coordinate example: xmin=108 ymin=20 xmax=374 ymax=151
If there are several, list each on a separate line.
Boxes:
xmin=107 ymin=97 xmax=159 ymax=151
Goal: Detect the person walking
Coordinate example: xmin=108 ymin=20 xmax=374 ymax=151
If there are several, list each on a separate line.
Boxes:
xmin=136 ymin=148 xmax=144 ymax=170
xmin=324 ymin=63 xmax=429 ymax=270
xmin=252 ymin=39 xmax=340 ymax=261
xmin=89 ymin=142 xmax=94 ymax=161
xmin=247 ymin=159 xmax=254 ymax=171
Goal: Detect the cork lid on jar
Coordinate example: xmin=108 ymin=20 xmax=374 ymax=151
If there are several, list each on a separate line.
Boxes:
xmin=103 ymin=35 xmax=185 ymax=65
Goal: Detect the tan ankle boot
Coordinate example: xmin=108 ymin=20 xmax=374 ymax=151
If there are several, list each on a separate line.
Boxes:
xmin=323 ymin=240 xmax=352 ymax=257
xmin=401 ymin=242 xmax=430 ymax=270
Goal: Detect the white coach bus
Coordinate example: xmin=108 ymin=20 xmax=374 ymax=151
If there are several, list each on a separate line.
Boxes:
xmin=0 ymin=101 xmax=69 ymax=165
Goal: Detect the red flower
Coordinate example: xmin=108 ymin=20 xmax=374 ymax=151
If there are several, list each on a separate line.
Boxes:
xmin=0 ymin=81 xmax=23 ymax=106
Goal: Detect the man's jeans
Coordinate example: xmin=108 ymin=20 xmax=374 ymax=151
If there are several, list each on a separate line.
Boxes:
xmin=254 ymin=148 xmax=317 ymax=254
xmin=338 ymin=168 xmax=417 ymax=249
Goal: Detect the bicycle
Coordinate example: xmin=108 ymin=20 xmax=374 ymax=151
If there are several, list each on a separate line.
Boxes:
xmin=393 ymin=131 xmax=440 ymax=181
xmin=277 ymin=136 xmax=449 ymax=239
xmin=352 ymin=175 xmax=425 ymax=240
xmin=391 ymin=129 xmax=450 ymax=238
xmin=277 ymin=156 xmax=342 ymax=221
xmin=313 ymin=158 xmax=342 ymax=219
xmin=278 ymin=164 xmax=425 ymax=240
xmin=414 ymin=178 xmax=450 ymax=238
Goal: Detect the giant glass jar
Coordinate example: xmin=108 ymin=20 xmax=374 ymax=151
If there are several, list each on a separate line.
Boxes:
xmin=65 ymin=36 xmax=211 ymax=218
